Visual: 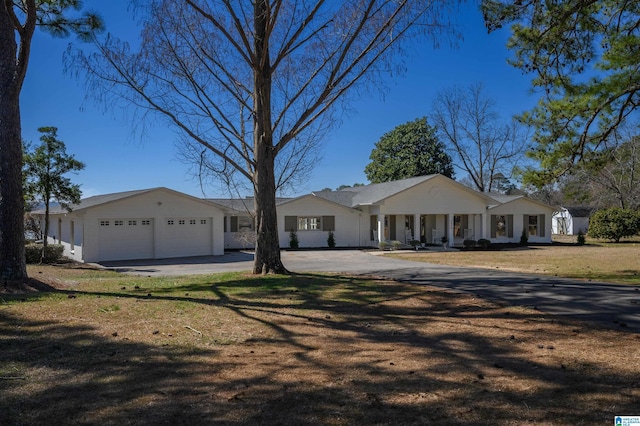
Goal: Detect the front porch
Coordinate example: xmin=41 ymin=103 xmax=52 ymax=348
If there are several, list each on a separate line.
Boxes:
xmin=370 ymin=213 xmax=486 ymax=248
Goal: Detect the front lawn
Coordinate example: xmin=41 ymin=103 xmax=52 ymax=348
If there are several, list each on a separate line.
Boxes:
xmin=0 ymin=265 xmax=638 ymax=425
xmin=390 ymin=240 xmax=640 ymax=285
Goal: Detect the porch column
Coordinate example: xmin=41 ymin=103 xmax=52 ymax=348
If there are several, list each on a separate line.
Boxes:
xmin=413 ymin=215 xmax=420 ymax=243
xmin=481 ymin=212 xmax=488 ymax=239
xmin=448 ymin=213 xmax=455 ymax=246
xmin=377 ymin=213 xmax=385 ymax=243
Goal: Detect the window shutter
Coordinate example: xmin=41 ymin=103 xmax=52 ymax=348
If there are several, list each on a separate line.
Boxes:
xmin=224 ymin=216 xmax=228 ymax=233
xmin=285 ymin=216 xmax=297 ymax=232
xmin=507 ymin=215 xmax=514 ymax=238
xmin=523 ymin=215 xmax=529 ymax=235
xmin=490 ymin=215 xmax=497 ymax=238
xmin=230 ymin=216 xmax=238 ymax=232
xmin=322 ymin=216 xmax=335 ymax=232
xmin=390 ymin=215 xmax=396 ymax=240
xmin=539 ymin=214 xmax=546 ymax=237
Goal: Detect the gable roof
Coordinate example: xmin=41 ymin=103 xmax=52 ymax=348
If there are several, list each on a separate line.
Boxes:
xmin=563 ymin=206 xmax=595 ymax=218
xmin=487 ymin=193 xmax=556 ymax=211
xmin=315 ymin=174 xmax=496 ymax=208
xmin=36 ymin=187 xmax=221 ymax=215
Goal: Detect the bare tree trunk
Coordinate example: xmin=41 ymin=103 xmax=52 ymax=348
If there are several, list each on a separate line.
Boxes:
xmin=0 ymin=10 xmax=28 ymax=281
xmin=252 ymin=0 xmax=287 ymax=274
xmin=253 ymin=144 xmax=287 ymax=274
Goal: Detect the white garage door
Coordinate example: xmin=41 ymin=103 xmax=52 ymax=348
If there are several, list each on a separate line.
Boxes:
xmin=98 ymin=219 xmax=154 ymax=261
xmin=161 ymin=217 xmax=212 ymax=258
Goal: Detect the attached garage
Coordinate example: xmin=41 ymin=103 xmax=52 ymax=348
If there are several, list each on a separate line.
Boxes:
xmin=39 ymin=188 xmax=225 ymax=263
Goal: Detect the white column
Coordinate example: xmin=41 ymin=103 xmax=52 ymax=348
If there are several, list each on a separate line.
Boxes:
xmin=377 ymin=213 xmax=385 ymax=243
xmin=448 ymin=213 xmax=455 ymax=247
xmin=482 ymin=212 xmax=488 ymax=239
xmin=413 ymin=214 xmax=421 ymax=243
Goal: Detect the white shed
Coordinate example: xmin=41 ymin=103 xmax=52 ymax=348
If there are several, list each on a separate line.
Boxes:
xmin=552 ymin=206 xmax=593 ymax=235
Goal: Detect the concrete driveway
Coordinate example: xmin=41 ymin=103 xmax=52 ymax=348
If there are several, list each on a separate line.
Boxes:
xmin=99 ymin=249 xmax=640 ymax=332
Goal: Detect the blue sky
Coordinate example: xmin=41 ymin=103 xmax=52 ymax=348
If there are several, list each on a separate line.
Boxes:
xmin=20 ymin=1 xmax=538 ymax=199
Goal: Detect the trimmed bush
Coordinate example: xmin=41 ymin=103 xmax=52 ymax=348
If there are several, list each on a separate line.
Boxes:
xmin=25 ymin=244 xmax=64 ymax=264
xmin=378 ymin=241 xmax=388 ymax=250
xmin=576 ymin=230 xmax=586 ymax=245
xmin=327 ymin=231 xmax=336 ymax=248
xmin=391 ymin=240 xmax=402 ymax=250
xmin=463 ymin=239 xmax=476 ymax=248
xmin=588 ymin=208 xmax=640 ymax=242
xmin=289 ymin=230 xmax=299 ymax=249
xmin=519 ymin=229 xmax=529 ymax=245
xmin=477 ymin=238 xmax=491 ymax=249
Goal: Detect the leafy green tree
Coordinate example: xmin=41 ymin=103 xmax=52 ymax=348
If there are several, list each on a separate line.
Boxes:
xmin=588 ymin=208 xmax=640 ymax=243
xmin=72 ymin=1 xmax=462 ymax=274
xmin=365 ymin=117 xmax=454 ymax=184
xmin=24 ymin=127 xmax=85 ymax=255
xmin=0 ymin=1 xmax=102 ymax=281
xmin=482 ymin=0 xmax=640 ymax=186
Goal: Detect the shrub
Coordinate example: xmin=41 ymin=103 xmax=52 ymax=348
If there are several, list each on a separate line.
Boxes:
xmin=463 ymin=239 xmax=476 ymax=248
xmin=25 ymin=244 xmax=64 ymax=264
xmin=440 ymin=235 xmax=448 ymax=245
xmin=327 ymin=231 xmax=336 ymax=248
xmin=576 ymin=230 xmax=586 ymax=246
xmin=588 ymin=208 xmax=640 ymax=242
xmin=378 ymin=241 xmax=388 ymax=250
xmin=391 ymin=240 xmax=402 ymax=250
xmin=519 ymin=229 xmax=528 ymax=245
xmin=289 ymin=230 xmax=299 ymax=249
xmin=477 ymin=238 xmax=491 ymax=249
xmin=409 ymin=239 xmax=421 ymax=249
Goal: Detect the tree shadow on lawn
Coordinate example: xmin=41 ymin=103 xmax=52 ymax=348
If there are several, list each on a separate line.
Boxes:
xmin=1 ymin=273 xmax=639 ymax=425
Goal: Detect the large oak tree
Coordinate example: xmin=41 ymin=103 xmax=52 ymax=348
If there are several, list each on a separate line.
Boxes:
xmin=73 ymin=0 xmax=461 ymax=274
xmin=0 ymin=0 xmax=102 ymax=282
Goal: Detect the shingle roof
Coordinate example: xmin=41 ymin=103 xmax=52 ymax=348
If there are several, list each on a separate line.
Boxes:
xmin=313 ymin=175 xmax=439 ymax=207
xmin=35 ymin=188 xmax=161 ymax=214
xmin=206 ymin=197 xmax=293 ymax=213
xmin=565 ymin=206 xmax=595 ymax=218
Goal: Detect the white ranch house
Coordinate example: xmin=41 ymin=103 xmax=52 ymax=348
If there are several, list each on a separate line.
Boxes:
xmin=39 ymin=174 xmax=555 ymax=263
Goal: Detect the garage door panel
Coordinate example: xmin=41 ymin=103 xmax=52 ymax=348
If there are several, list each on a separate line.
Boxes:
xmin=98 ymin=218 xmax=154 ymax=261
xmin=162 ymin=217 xmax=212 ymax=257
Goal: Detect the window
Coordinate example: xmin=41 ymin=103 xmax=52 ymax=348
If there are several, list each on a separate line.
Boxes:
xmin=285 ymin=216 xmax=334 ymax=232
xmin=190 ymin=219 xmax=196 ymax=225
xmin=524 ymin=214 xmax=546 ymax=238
xmin=141 ymin=220 xmax=151 ymax=226
xmin=228 ymin=216 xmax=253 ymax=232
xmin=167 ymin=220 xmax=174 ymax=225
xmin=454 ymin=215 xmax=462 ymax=237
xmin=178 ymin=219 xmax=185 ymax=225
xmin=114 ymin=220 xmax=124 ymax=226
xmin=128 ymin=220 xmax=137 ymax=226
xmin=100 ymin=220 xmax=109 ymax=226
xmin=528 ymin=215 xmax=538 ymax=236
xmin=200 ymin=219 xmax=207 ymax=225
xmin=491 ymin=214 xmax=513 ymax=238
xmin=495 ymin=215 xmax=506 ymax=237
xmin=298 ymin=216 xmax=321 ymax=230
